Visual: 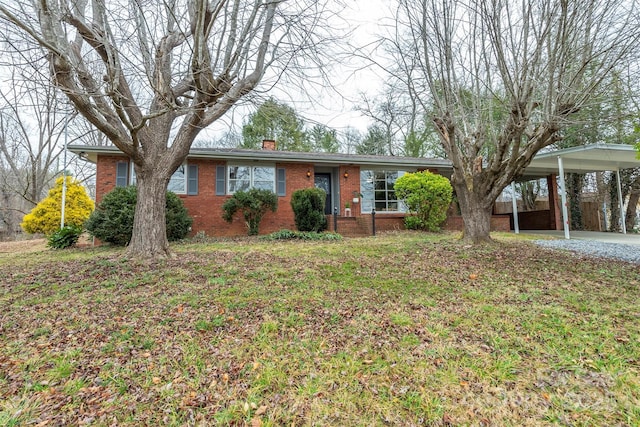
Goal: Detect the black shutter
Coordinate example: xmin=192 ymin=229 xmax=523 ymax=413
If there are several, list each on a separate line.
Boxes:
xmin=187 ymin=164 xmax=198 ymax=195
xmin=216 ymin=165 xmax=226 ymax=195
xmin=277 ymin=168 xmax=286 ymax=196
xmin=116 ymin=161 xmax=129 ymax=187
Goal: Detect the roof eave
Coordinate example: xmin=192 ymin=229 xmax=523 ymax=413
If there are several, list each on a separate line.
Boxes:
xmin=67 ymin=144 xmax=453 ymax=171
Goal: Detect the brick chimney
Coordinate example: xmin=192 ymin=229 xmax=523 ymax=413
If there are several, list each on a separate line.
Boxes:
xmin=262 ymin=139 xmax=276 ymax=150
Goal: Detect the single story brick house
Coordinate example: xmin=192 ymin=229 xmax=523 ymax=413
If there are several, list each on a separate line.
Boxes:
xmin=69 ymin=140 xmax=511 ymax=237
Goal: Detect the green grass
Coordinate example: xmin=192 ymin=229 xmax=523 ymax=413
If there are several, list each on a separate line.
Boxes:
xmin=0 ymin=231 xmax=639 ymax=425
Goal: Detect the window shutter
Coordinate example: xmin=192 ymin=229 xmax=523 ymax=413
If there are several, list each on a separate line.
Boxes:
xmin=116 ymin=161 xmax=128 ymax=187
xmin=277 ymin=168 xmax=286 ymax=196
xmin=187 ymin=164 xmax=198 ymax=195
xmin=216 ymin=165 xmax=226 ymax=195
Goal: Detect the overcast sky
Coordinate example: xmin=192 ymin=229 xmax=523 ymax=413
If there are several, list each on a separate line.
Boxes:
xmin=206 ymin=0 xmax=393 ymax=141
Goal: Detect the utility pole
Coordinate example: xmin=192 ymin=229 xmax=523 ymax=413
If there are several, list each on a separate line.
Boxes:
xmin=60 ymin=118 xmax=68 ymax=229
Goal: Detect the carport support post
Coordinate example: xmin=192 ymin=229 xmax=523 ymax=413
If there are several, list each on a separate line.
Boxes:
xmin=511 ymin=182 xmax=520 ymax=234
xmin=616 ymin=169 xmax=627 ymax=234
xmin=557 ymin=156 xmax=571 ymax=239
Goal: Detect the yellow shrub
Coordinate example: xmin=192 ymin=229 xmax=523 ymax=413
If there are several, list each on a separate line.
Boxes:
xmin=21 ymin=176 xmax=95 ymax=235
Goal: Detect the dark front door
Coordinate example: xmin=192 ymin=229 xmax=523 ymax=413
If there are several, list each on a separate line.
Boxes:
xmin=314 ymin=173 xmax=332 ymax=214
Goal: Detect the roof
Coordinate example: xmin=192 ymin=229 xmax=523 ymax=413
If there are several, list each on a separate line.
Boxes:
xmin=522 ymin=143 xmax=640 ymax=178
xmin=68 ymin=144 xmax=454 ymax=174
xmin=68 ymin=143 xmax=640 ymax=177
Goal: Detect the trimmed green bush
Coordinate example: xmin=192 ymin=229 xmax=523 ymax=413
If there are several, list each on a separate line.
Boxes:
xmin=291 ymin=188 xmax=327 ymax=232
xmin=86 ymin=186 xmax=192 ymax=245
xmin=404 ymin=215 xmax=423 ymax=231
xmin=222 ymin=188 xmax=278 ymax=236
xmin=47 ymin=225 xmax=83 ymax=249
xmin=395 ymin=171 xmax=453 ymax=232
xmin=166 ymin=191 xmax=193 ymax=241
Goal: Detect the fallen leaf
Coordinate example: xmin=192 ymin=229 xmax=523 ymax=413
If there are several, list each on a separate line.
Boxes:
xmin=152 ymin=377 xmax=161 ymax=385
xmin=442 ymin=413 xmax=454 ymax=426
xmin=255 ymin=405 xmax=268 ymax=416
xmin=251 ymin=417 xmax=262 ymax=427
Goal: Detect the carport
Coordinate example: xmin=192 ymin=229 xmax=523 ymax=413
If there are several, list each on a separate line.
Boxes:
xmin=513 ymin=143 xmax=640 ymax=239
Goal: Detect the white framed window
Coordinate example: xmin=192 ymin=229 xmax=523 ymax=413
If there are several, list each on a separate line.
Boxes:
xmin=129 ymin=162 xmax=196 ymax=195
xmin=360 ymin=170 xmax=407 ymax=213
xmin=168 ymin=165 xmax=186 ymax=194
xmin=227 ymin=165 xmax=276 ymax=194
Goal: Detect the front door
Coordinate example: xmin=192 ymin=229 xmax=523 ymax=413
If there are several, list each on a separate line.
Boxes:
xmin=314 ymin=173 xmax=332 ymax=214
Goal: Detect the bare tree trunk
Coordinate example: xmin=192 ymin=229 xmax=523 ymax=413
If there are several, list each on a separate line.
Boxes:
xmin=625 ymin=189 xmax=639 ymax=231
xmin=454 ymin=183 xmax=493 ymax=244
xmin=609 ymin=178 xmax=621 ymax=232
xmin=567 ymin=173 xmax=584 ymax=230
xmin=128 ymin=172 xmax=171 ymax=258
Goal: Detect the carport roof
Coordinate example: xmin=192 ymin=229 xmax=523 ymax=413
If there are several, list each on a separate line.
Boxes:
xmin=523 ymin=143 xmax=640 ymax=177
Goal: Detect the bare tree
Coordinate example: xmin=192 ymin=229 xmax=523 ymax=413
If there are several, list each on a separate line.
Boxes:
xmin=358 ymin=81 xmax=442 ymax=158
xmin=0 ymin=0 xmax=341 ymax=257
xmin=390 ymin=0 xmax=640 ymax=242
xmin=0 ymin=62 xmax=77 ymax=238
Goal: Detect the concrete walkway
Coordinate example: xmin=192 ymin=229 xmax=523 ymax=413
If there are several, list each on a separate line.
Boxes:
xmin=521 ymin=230 xmax=640 ymax=246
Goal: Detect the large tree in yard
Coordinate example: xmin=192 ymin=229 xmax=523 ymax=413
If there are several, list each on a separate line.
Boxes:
xmin=391 ymin=0 xmax=640 ymax=243
xmin=0 ymin=0 xmax=337 ymax=257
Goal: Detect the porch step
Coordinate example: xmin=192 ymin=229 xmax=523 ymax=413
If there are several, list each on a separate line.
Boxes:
xmin=328 ymin=216 xmax=371 ymax=237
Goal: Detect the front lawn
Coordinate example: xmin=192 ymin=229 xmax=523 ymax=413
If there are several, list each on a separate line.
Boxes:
xmin=1 ymin=232 xmax=638 ymax=426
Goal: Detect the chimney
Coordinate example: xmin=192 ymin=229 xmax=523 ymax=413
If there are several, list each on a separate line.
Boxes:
xmin=262 ymin=139 xmax=276 ymax=150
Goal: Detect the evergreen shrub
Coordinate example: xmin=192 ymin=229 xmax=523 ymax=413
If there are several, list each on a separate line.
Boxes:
xmin=291 ymin=188 xmax=327 ymax=232
xmin=86 ymin=186 xmax=192 ymax=245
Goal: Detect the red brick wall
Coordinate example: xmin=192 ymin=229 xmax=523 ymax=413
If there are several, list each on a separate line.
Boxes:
xmin=180 ymin=161 xmax=316 ymax=236
xmin=95 ymin=155 xmax=128 ymax=204
xmin=95 ymin=155 xmax=512 ymax=237
xmin=95 ymin=155 xmax=316 ymax=237
xmin=339 ymin=165 xmax=362 ymax=215
xmin=369 ymin=214 xmax=406 ymax=232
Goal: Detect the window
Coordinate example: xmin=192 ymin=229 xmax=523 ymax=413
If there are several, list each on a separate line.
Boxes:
xmin=116 ymin=162 xmax=129 ymax=187
xmin=227 ymin=165 xmax=276 ymax=194
xmin=168 ymin=165 xmax=186 ymax=193
xmin=360 ymin=170 xmax=407 ymax=213
xmin=128 ymin=162 xmax=198 ymax=195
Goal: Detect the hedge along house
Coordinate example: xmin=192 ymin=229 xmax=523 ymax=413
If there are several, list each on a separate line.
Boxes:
xmin=69 ymin=140 xmax=513 ymax=237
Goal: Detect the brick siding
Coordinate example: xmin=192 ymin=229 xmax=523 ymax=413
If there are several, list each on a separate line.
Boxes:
xmin=95 ymin=155 xmax=512 ymax=237
xmin=95 ymin=156 xmax=317 ymax=237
